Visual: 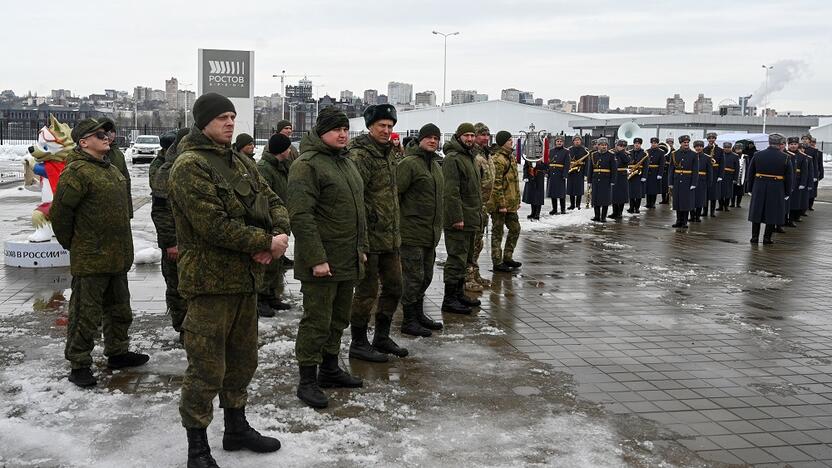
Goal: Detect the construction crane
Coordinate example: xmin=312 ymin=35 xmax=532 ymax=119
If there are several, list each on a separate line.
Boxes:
xmin=272 ymin=71 xmax=321 ymax=120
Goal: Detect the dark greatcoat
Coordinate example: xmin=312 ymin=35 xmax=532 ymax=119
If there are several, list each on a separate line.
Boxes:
xmin=801 ymin=151 xmax=816 ymax=209
xmin=747 ymin=146 xmax=793 ymax=224
xmin=587 ymin=150 xmax=617 ymax=207
xmin=627 ymin=148 xmax=648 ymax=199
xmin=705 ymin=146 xmax=725 ymax=201
xmin=612 ymin=150 xmax=630 ymax=204
xmin=546 ymin=146 xmax=571 ymax=199
xmin=694 ymin=151 xmax=711 ymax=209
xmin=669 ymin=148 xmax=699 ymax=212
xmin=722 ymin=151 xmax=739 ymax=198
xmin=645 ymin=147 xmax=665 ymax=196
xmin=522 ymin=160 xmax=548 ymax=206
xmin=788 ymin=151 xmax=809 ymax=211
xmin=566 ymin=146 xmax=589 ymax=196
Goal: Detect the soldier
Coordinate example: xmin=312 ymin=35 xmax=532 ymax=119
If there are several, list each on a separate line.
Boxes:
xmin=51 ymin=118 xmax=149 ymax=388
xmin=785 ymin=137 xmax=809 ymax=227
xmin=802 ymin=135 xmax=822 ymax=211
xmin=626 ymin=137 xmax=648 ymax=213
xmin=566 ymin=135 xmax=588 ymax=210
xmin=149 ymin=128 xmax=190 ymax=335
xmin=547 ymin=135 xmax=571 ymax=215
xmin=587 ymin=137 xmax=616 ymax=222
xmin=255 ymin=133 xmax=295 ymax=316
xmin=644 ymin=137 xmax=665 ymax=208
xmin=747 ymin=133 xmax=793 ymax=244
xmin=799 ymin=140 xmax=816 ymax=219
xmin=169 ymin=93 xmax=287 ymax=464
xmin=660 ymin=137 xmax=676 ymax=204
xmin=397 ymin=124 xmax=445 ymax=337
xmin=233 ymin=133 xmax=256 ymax=159
xmin=522 ymin=149 xmax=548 ymax=220
xmin=732 ymin=142 xmax=748 ymax=208
xmin=489 ymin=131 xmax=522 ymax=272
xmin=720 ymin=141 xmax=738 ymax=213
xmin=100 ymin=118 xmax=132 ymax=218
xmin=704 ymin=132 xmax=725 ymax=216
xmin=275 ymin=120 xmax=300 ymax=162
xmin=347 ymin=104 xmax=407 ymax=362
xmin=610 ymin=140 xmax=630 ymax=219
xmin=442 ymin=123 xmax=483 ymax=314
xmin=669 ymin=135 xmax=699 ymax=229
xmin=691 ymin=140 xmax=711 ymax=222
xmin=288 ymin=106 xmax=366 ymax=409
xmin=466 ymin=122 xmax=495 ymax=292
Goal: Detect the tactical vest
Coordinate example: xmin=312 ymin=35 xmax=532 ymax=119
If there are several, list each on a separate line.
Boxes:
xmin=203 ymin=151 xmax=273 ymax=232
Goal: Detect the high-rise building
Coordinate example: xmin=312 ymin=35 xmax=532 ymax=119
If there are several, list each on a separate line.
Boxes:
xmin=165 ymin=77 xmax=178 ymax=109
xmin=474 ymin=93 xmax=488 ymax=102
xmin=738 ymin=95 xmax=755 ymax=116
xmin=176 ymin=90 xmax=196 ymax=110
xmin=451 ymin=89 xmax=478 ymax=105
xmin=415 ymin=90 xmax=436 ymax=107
xmin=578 ymin=95 xmax=600 ymax=113
xmin=666 ymin=93 xmax=685 ymax=114
xmin=387 ymin=82 xmax=413 ymax=105
xmin=133 ymin=86 xmax=153 ymax=103
xmin=363 ymin=89 xmax=378 ymax=106
xmin=501 ymin=88 xmax=521 ymax=102
xmin=339 ymin=90 xmax=354 ymax=102
xmin=519 ymin=91 xmax=534 ymax=104
xmin=534 ymin=98 xmax=543 ymax=106
xmin=598 ymin=95 xmax=610 ymax=113
xmin=286 ymin=78 xmax=313 ymax=102
xmin=693 ymin=93 xmax=713 ymax=114
xmin=151 ymin=89 xmax=166 ymax=102
xmin=563 ymin=101 xmax=576 ymax=113
xmin=377 ymin=94 xmax=388 ymax=104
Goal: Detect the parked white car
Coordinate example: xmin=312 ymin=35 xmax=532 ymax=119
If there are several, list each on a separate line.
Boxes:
xmin=131 ymin=135 xmax=161 ymax=164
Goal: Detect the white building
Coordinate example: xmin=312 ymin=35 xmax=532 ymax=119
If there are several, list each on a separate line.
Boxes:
xmin=387 ymin=82 xmax=413 ymax=105
xmin=693 ymin=94 xmax=713 ymax=114
xmin=666 ymin=94 xmax=685 ymax=114
xmin=415 ymin=91 xmax=436 ymax=107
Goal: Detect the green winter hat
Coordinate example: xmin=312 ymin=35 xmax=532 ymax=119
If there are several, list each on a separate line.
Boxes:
xmin=192 ymin=92 xmax=236 ymax=130
xmin=496 ymin=130 xmax=512 ymax=147
xmin=418 ymin=123 xmax=441 ymax=141
xmin=315 ymin=106 xmax=350 ymax=136
xmin=233 ymin=133 xmax=254 ymax=151
xmin=456 ymin=122 xmax=475 ymax=136
xmin=276 ymin=120 xmax=292 ymax=132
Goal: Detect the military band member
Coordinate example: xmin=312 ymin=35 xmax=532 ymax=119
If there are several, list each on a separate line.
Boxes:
xmin=802 ymin=135 xmax=822 ymax=211
xmin=732 ymin=143 xmax=748 ymax=208
xmin=669 ymin=135 xmax=698 ymax=228
xmin=522 ymin=149 xmax=549 ymax=220
xmin=566 ymin=135 xmax=589 ymax=210
xmin=610 ymin=140 xmax=630 ymax=219
xmin=691 ymin=140 xmax=711 ymax=222
xmin=785 ymin=137 xmax=809 ymax=227
xmin=705 ymin=132 xmax=725 ymax=216
xmin=587 ymin=137 xmax=616 ymax=222
xmin=799 ymin=141 xmax=816 ymax=218
xmin=747 ymin=133 xmax=793 ymax=244
xmin=661 ymin=137 xmax=676 ymax=204
xmin=720 ymin=142 xmax=738 ymax=212
xmin=547 ymin=136 xmax=571 ymax=215
xmin=644 ymin=137 xmax=665 ymax=208
xmin=627 ymin=137 xmax=648 ymax=213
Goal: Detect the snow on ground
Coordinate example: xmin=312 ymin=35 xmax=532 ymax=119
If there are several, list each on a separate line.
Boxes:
xmin=518 ymin=208 xmax=594 ymax=232
xmin=0 ymin=144 xmax=31 ymax=162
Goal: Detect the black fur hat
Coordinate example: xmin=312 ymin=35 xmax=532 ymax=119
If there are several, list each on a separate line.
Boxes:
xmin=363 ymin=104 xmax=397 ymax=128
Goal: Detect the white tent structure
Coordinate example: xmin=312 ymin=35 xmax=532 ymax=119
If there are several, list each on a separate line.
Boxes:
xmin=349 ymin=100 xmax=585 ymax=136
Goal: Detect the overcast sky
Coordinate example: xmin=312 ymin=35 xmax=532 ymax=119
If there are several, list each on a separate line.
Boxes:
xmin=4 ymin=0 xmax=831 ymax=114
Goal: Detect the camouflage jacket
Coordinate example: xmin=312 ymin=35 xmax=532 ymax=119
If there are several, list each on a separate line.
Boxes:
xmin=347 ymin=134 xmax=401 ymax=253
xmin=51 ymin=148 xmax=134 ymax=276
xmin=169 ymin=127 xmax=289 ymax=298
xmin=397 ymin=142 xmax=444 ymax=248
xmin=106 ymin=146 xmax=132 ymax=218
xmin=474 ymin=144 xmax=495 ymax=208
xmin=288 ymin=132 xmax=368 ymax=282
xmin=148 ymin=145 xmax=179 ymax=249
xmin=257 ymin=149 xmax=290 ymax=204
xmin=442 ymin=136 xmax=482 ymax=231
xmin=488 ymin=145 xmax=521 ymax=213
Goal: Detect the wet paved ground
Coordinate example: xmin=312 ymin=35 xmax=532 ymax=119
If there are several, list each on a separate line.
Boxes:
xmin=1 ymin=164 xmax=832 ymax=467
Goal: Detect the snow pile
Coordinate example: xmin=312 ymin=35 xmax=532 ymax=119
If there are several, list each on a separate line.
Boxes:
xmin=518 ymin=209 xmax=594 ymax=232
xmin=0 ymin=144 xmax=31 ymax=162
xmin=132 ymin=226 xmax=161 ymax=265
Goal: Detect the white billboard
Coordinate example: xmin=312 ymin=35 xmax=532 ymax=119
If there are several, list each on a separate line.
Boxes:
xmin=198 ymin=48 xmax=255 ymax=138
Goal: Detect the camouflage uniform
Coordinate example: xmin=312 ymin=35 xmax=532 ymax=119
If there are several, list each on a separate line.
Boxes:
xmin=442 ymin=136 xmax=482 ymax=284
xmin=467 ymin=143 xmax=495 ymax=290
xmin=256 ymin=149 xmax=290 ymax=301
xmin=347 ymin=134 xmax=402 ymax=328
xmin=169 ymin=128 xmax=289 ymax=429
xmin=106 ymin=146 xmax=133 ymax=217
xmin=288 ymin=132 xmax=367 ymax=366
xmin=488 ymin=145 xmax=521 ymax=266
xmin=51 ymin=147 xmax=135 ymax=369
xmin=149 ymin=135 xmax=188 ymax=331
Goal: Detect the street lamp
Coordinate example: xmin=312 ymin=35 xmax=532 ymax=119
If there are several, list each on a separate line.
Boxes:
xmin=432 ymin=30 xmax=460 ymax=106
xmin=761 ymin=64 xmax=773 ymax=133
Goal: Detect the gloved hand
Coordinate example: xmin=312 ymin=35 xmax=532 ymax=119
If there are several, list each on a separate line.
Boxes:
xmin=799 ymin=185 xmax=805 ymax=190
xmin=690 ymin=186 xmax=696 ymax=190
xmin=523 ymin=178 xmax=529 ymax=182
xmin=641 ymin=178 xmax=647 ymax=182
xmin=717 ymin=177 xmax=723 ymax=182
xmin=814 ymin=178 xmax=818 ymax=182
xmin=785 ymin=196 xmax=790 ymax=200
xmin=657 ymin=175 xmax=662 ymax=180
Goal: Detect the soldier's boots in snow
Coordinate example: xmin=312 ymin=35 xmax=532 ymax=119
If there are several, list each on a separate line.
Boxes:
xmin=349 ymin=326 xmax=389 ymax=362
xmin=187 ymin=428 xmax=219 ymax=468
xmin=297 ymin=365 xmax=328 ymax=408
xmin=317 ymin=353 xmax=363 ymax=388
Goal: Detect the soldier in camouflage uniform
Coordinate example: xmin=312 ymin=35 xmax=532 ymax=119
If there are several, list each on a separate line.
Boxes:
xmin=442 ymin=123 xmax=483 ymax=314
xmin=233 ymin=133 xmax=256 ymax=159
xmin=275 ymin=120 xmax=300 ymax=163
xmin=255 ymin=133 xmax=294 ymax=316
xmin=169 ymin=93 xmax=287 ymax=466
xmin=347 ymin=104 xmax=408 ymax=362
xmin=149 ymin=128 xmax=190 ymax=335
xmin=288 ymin=107 xmax=366 ymax=409
xmin=489 ymin=131 xmax=522 ymax=272
xmin=51 ymin=118 xmax=150 ymax=388
xmin=397 ymin=123 xmax=445 ymax=337
xmin=466 ymin=122 xmax=494 ymax=292
xmin=100 ymin=118 xmax=133 ymax=218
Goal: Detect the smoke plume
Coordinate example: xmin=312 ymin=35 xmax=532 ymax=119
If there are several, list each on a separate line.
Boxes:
xmin=748 ymin=59 xmax=808 ymax=107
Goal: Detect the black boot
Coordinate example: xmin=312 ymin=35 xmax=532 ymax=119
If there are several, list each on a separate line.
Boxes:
xmin=266 ymin=293 xmax=291 ymax=311
xmin=456 ymin=280 xmax=481 ymax=307
xmin=710 ymin=201 xmax=717 ymax=217
xmin=222 ymin=408 xmax=281 ymax=453
xmin=318 ymin=353 xmax=363 ymax=388
xmin=751 ymin=223 xmax=761 ymax=244
xmin=763 ymin=224 xmax=775 ymax=244
xmin=296 ymin=365 xmax=328 ymax=408
xmin=672 ymin=211 xmax=683 ymax=228
xmin=494 ymin=262 xmax=513 ymax=272
xmin=415 ymin=301 xmax=443 ymax=330
xmin=372 ymin=316 xmax=409 ymax=357
xmin=503 ymin=259 xmax=522 ymax=268
xmin=442 ymin=283 xmax=472 ymax=314
xmin=187 ymin=428 xmax=219 ymax=468
xmin=560 ymin=197 xmax=567 ymax=214
xmin=549 ymin=199 xmax=557 ymax=215
xmin=69 ymin=367 xmax=97 ymax=387
xmin=107 ymin=351 xmax=150 ymax=369
xmin=348 ymin=325 xmax=389 ymax=362
xmin=401 ymin=304 xmax=432 ymax=337
xmin=256 ymin=295 xmax=275 ymax=318
xmin=568 ymin=196 xmax=575 ymax=210
xmin=600 ymin=206 xmax=608 ymax=222
xmin=607 ymin=204 xmax=617 ymax=219
xmin=592 ymin=206 xmax=601 ymax=222
xmin=576 ymin=196 xmax=582 ymax=209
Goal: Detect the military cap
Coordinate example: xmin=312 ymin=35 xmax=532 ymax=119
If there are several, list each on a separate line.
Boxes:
xmin=706 ymin=132 xmax=717 ymax=139
xmin=363 ymin=104 xmax=397 ymax=127
xmin=665 ymin=137 xmax=674 ymax=143
xmin=554 ymin=135 xmax=565 ymax=142
xmin=418 ymin=123 xmax=441 ymax=141
xmin=572 ymin=135 xmax=583 ymax=142
xmin=722 ymin=141 xmax=733 ymax=148
xmin=678 ymin=135 xmax=690 ymax=143
xmin=98 ymin=117 xmax=118 ymax=131
xmin=474 ymin=122 xmax=490 ymax=135
xmin=650 ymin=137 xmax=660 ymax=143
xmin=192 ymin=92 xmax=236 ymax=130
xmin=315 ymin=106 xmax=350 ymax=136
xmin=768 ymin=133 xmax=785 ymax=145
xmin=787 ymin=136 xmax=799 ymax=144
xmin=71 ymin=117 xmax=111 ymax=143
xmin=693 ymin=140 xmax=704 ymax=148
xmin=616 ymin=139 xmax=627 ymax=147
xmin=596 ymin=137 xmax=609 ymax=145
xmin=733 ymin=142 xmax=744 ymax=150
xmin=456 ymin=122 xmax=476 ymax=136
xmin=810 ymin=136 xmax=817 ymax=143
xmin=496 ymin=131 xmax=513 ymax=147
xmin=633 ymin=137 xmax=643 ymax=144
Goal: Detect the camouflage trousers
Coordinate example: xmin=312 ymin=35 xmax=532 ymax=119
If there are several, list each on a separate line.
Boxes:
xmin=491 ymin=212 xmax=521 ymax=265
xmin=443 ymin=229 xmax=475 ymax=284
xmin=400 ymin=245 xmax=436 ymax=307
xmin=471 ymin=207 xmax=489 ymax=267
xmin=179 ymin=293 xmax=258 ymax=429
xmin=350 ymin=252 xmax=402 ymax=328
xmin=65 ymin=274 xmax=132 ymax=369
xmin=160 ymin=253 xmax=187 ymax=332
xmin=258 ymin=256 xmax=285 ymax=297
xmin=296 ymin=280 xmax=354 ymax=366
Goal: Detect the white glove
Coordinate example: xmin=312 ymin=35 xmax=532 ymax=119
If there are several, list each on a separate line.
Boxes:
xmin=814 ymin=178 xmax=818 ymax=182
xmin=785 ymin=196 xmax=790 ymax=200
xmin=690 ymin=186 xmax=696 ymax=190
xmin=717 ymin=177 xmax=723 ymax=182
xmin=657 ymin=175 xmax=662 ymax=180
xmin=523 ymin=179 xmax=529 ymax=182
xmin=799 ymin=185 xmax=805 ymax=190
xmin=641 ymin=178 xmax=647 ymax=182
